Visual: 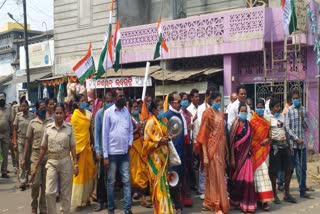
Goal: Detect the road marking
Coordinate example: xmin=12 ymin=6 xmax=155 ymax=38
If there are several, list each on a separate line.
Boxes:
xmin=2 ymin=209 xmax=8 ymax=212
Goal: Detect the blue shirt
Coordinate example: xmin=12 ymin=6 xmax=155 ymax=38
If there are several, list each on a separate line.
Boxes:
xmin=165 ymin=109 xmax=185 ymax=179
xmin=102 ymin=105 xmax=133 ymax=158
xmin=94 ymin=108 xmax=104 ymax=155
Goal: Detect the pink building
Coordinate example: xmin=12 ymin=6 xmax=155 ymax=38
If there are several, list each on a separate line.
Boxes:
xmin=53 ymin=1 xmax=319 ymax=152
xmin=117 ymin=5 xmax=319 ymax=152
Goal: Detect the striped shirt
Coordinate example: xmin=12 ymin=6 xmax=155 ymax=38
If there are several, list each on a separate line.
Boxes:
xmin=285 ymin=105 xmax=308 ymax=149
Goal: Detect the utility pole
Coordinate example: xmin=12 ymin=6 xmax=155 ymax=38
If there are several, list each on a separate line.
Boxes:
xmin=23 ymin=0 xmax=30 ymax=99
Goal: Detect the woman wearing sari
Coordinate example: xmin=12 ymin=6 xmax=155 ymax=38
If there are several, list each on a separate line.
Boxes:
xmin=229 ymin=103 xmax=256 ymax=213
xmin=129 ymin=100 xmax=152 ymax=208
xmin=196 ymin=91 xmax=230 ymax=214
xmin=250 ymin=99 xmax=273 ymax=211
xmin=71 ymin=95 xmax=96 ymax=211
xmin=142 ymin=98 xmax=173 ymax=214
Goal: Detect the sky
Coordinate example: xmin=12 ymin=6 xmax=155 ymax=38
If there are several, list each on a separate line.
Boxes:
xmin=0 ymin=0 xmax=53 ymax=31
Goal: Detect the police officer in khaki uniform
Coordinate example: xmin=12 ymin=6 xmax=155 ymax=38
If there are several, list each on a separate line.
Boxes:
xmin=22 ymin=100 xmax=53 ymax=214
xmin=31 ymin=103 xmax=78 ymax=214
xmin=11 ymin=95 xmax=26 ymax=125
xmin=13 ymin=100 xmax=34 ymax=190
xmin=0 ymin=93 xmax=11 ymax=178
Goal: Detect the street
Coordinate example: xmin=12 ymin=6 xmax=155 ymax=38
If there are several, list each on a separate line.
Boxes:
xmin=1 ymin=156 xmax=320 ymax=214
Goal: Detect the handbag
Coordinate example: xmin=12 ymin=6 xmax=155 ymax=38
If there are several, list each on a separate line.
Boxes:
xmin=168 ymin=140 xmax=181 ymax=166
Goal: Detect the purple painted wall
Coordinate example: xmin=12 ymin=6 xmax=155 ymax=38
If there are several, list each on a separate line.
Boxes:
xmin=232 ymin=46 xmax=319 ymax=152
xmin=305 ymin=48 xmax=319 ymax=152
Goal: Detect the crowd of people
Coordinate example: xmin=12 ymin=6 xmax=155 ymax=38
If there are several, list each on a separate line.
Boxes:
xmin=0 ymin=84 xmax=314 ymax=214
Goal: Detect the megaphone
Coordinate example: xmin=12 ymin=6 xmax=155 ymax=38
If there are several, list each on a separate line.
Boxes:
xmin=168 ymin=171 xmax=179 ymax=187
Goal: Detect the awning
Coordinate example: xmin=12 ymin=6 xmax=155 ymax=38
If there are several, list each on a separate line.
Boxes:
xmin=10 ymin=71 xmax=52 ymax=84
xmin=0 ymin=74 xmax=13 ymax=85
xmin=150 ymin=67 xmax=223 ymax=81
xmin=155 ymin=82 xmax=208 ymax=96
xmin=0 ymin=75 xmax=13 ymax=90
xmin=100 ymin=66 xmax=161 ymax=78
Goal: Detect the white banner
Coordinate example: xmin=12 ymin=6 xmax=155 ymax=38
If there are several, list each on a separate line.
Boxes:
xmin=20 ymin=40 xmax=54 ymax=69
xmin=86 ymin=76 xmax=152 ymax=89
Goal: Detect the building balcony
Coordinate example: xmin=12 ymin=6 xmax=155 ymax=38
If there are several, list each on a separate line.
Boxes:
xmin=119 ymin=4 xmax=314 ymax=64
xmin=120 ymin=6 xmax=267 ymax=64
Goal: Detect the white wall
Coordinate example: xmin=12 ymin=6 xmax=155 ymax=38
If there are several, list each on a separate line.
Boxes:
xmin=3 ymin=83 xmax=17 ymax=104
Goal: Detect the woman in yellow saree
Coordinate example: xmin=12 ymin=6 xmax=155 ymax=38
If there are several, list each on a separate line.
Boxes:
xmin=129 ymin=100 xmax=152 ymax=207
xmin=71 ymin=95 xmax=96 ymax=211
xmin=143 ymin=98 xmax=173 ymax=214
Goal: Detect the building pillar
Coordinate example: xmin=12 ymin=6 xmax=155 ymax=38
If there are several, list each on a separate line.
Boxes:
xmin=223 ymin=54 xmax=238 ymax=96
xmin=306 ymin=47 xmax=319 ymax=153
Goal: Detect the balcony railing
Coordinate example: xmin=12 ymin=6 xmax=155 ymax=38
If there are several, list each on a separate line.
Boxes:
xmin=120 ymin=6 xmax=266 ymax=63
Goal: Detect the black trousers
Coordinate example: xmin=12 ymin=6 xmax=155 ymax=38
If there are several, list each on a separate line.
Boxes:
xmin=97 ymin=158 xmax=108 ymax=203
xmin=170 ymin=185 xmax=183 ymax=210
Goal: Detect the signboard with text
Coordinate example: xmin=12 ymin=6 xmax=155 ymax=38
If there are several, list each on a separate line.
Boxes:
xmin=86 ymin=76 xmax=152 ymax=89
xmin=20 ymin=40 xmax=54 ymax=70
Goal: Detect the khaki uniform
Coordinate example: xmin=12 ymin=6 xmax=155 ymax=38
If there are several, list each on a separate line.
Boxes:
xmin=6 ymin=104 xmax=18 ymax=168
xmin=11 ymin=104 xmax=20 ymax=122
xmin=41 ymin=121 xmax=75 ymax=214
xmin=14 ymin=112 xmax=34 ymax=183
xmin=26 ymin=117 xmax=53 ymax=213
xmin=0 ymin=105 xmax=11 ymax=174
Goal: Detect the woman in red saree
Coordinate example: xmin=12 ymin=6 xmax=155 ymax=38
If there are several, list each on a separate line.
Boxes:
xmin=229 ymin=103 xmax=256 ymax=213
xmin=250 ymin=99 xmax=273 ymax=211
xmin=196 ymin=91 xmax=230 ymax=214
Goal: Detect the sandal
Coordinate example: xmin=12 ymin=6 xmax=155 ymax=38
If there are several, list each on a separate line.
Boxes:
xmin=284 ymin=193 xmax=297 ymax=203
xmin=141 ymin=200 xmax=153 ymax=208
xmin=300 ymin=193 xmax=313 ymax=199
xmin=273 ymin=194 xmax=281 ymax=204
xmin=140 ymin=195 xmax=152 ymax=208
xmin=90 ymin=193 xmax=97 ymax=202
xmin=262 ymin=202 xmax=270 ymax=211
xmin=202 ymin=204 xmax=211 ymax=211
xmin=306 ymin=187 xmax=315 ymax=192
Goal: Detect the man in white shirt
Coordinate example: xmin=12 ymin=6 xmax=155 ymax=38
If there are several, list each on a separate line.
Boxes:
xmin=264 ymin=92 xmax=273 ymax=117
xmin=225 ymin=92 xmax=237 ymax=114
xmin=227 ymin=85 xmax=252 ymax=131
xmin=187 ymin=89 xmax=200 ymax=192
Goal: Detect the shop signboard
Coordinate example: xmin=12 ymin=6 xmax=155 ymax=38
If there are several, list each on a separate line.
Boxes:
xmin=86 ymin=76 xmax=152 ymax=89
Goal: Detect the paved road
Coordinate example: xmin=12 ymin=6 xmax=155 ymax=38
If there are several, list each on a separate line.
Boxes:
xmin=1 ymin=164 xmax=320 ymax=213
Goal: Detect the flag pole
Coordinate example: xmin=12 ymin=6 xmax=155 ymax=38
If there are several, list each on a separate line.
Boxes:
xmin=104 ymin=49 xmax=108 ymax=96
xmin=120 ymin=49 xmax=124 ymax=90
xmin=160 ymin=0 xmax=165 ymax=100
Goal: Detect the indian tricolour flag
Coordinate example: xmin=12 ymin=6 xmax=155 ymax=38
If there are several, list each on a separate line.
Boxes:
xmin=96 ymin=0 xmax=114 ymax=79
xmin=113 ymin=20 xmax=121 ymax=72
xmin=282 ymin=0 xmax=297 ymax=35
xmin=73 ymin=42 xmax=95 ymax=85
xmin=153 ymin=17 xmax=168 ymax=60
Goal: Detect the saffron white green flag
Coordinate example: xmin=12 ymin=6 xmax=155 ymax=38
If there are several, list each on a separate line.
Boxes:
xmin=113 ymin=20 xmax=121 ymax=72
xmin=153 ymin=17 xmax=168 ymax=59
xmin=73 ymin=42 xmax=95 ymax=85
xmin=282 ymin=0 xmax=297 ymax=35
xmin=96 ymin=0 xmax=114 ymax=79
